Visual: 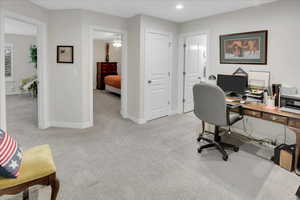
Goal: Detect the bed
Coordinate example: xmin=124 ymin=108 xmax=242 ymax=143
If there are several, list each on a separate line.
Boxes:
xmin=104 ymin=75 xmax=121 ymax=95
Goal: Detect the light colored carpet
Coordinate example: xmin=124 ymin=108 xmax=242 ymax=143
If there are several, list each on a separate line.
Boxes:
xmin=2 ymin=91 xmax=299 ymax=200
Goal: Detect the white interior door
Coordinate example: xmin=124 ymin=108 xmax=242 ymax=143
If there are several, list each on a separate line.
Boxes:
xmin=183 ymin=35 xmax=207 ymax=113
xmin=145 ymin=32 xmax=171 ymax=121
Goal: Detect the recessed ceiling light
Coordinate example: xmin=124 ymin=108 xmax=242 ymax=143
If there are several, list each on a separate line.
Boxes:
xmin=176 ymin=4 xmax=184 ymax=10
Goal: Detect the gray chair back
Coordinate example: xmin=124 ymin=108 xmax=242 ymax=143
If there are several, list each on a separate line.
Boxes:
xmin=193 ymin=82 xmax=227 ymax=126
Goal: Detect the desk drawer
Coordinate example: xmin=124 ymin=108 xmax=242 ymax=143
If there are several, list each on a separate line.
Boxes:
xmin=244 ymin=110 xmax=262 ymax=118
xmin=288 ymin=118 xmax=300 ymax=129
xmin=262 ymin=113 xmax=288 ymax=125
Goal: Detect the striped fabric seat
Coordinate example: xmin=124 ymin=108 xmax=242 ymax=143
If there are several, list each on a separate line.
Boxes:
xmin=0 ymin=129 xmax=22 ymax=178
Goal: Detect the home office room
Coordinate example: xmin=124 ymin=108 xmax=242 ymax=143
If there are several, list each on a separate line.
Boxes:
xmin=180 ymin=1 xmax=300 ymax=198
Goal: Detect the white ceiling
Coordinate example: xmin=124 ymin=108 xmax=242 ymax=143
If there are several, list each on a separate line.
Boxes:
xmin=30 ymin=0 xmax=278 ymax=23
xmin=4 ymin=18 xmax=37 ymax=36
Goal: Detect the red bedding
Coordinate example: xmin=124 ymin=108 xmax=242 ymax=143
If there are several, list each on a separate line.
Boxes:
xmin=104 ymin=75 xmax=121 ymax=89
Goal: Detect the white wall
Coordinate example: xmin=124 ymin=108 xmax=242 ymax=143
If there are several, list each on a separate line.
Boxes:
xmin=0 ymin=6 xmax=130 ymax=128
xmin=0 ymin=2 xmax=179 ymax=128
xmin=126 ymin=15 xmax=142 ymax=121
xmin=5 ymin=18 xmax=38 ymax=36
xmin=0 ymin=0 xmax=48 ymax=23
xmin=47 ymin=10 xmax=85 ymax=126
xmin=180 ymin=0 xmax=300 ymax=143
xmin=93 ymin=40 xmax=122 ymax=89
xmin=180 ymin=0 xmax=300 ymax=90
xmin=5 ymin=34 xmax=37 ymax=94
xmin=47 ymin=9 xmax=128 ymax=127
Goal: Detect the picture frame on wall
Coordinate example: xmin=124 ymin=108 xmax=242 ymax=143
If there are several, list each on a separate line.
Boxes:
xmin=57 ymin=46 xmax=74 ymax=64
xmin=220 ymin=30 xmax=268 ymax=65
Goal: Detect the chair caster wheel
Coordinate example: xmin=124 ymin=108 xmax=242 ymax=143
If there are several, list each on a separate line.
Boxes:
xmin=233 ymin=147 xmax=239 ymax=152
xmin=197 ymin=148 xmax=202 ymax=154
xmin=223 ymin=155 xmax=228 ymax=161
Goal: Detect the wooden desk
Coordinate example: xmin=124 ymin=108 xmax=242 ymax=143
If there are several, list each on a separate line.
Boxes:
xmin=227 ymin=99 xmax=300 ymax=175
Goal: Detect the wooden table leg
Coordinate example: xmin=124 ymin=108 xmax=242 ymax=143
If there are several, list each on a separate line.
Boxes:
xmin=289 ymin=127 xmax=300 ymax=176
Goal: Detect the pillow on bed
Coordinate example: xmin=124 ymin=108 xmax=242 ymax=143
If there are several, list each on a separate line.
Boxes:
xmin=0 ymin=129 xmax=23 ymax=178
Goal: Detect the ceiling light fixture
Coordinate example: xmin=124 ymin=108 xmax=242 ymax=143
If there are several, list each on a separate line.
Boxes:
xmin=112 ymin=39 xmax=122 ymax=48
xmin=176 ymin=4 xmax=184 ymax=10
xmin=112 ymin=35 xmax=122 ymax=48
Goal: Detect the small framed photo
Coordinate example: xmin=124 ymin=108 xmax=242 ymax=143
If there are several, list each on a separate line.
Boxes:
xmin=57 ymin=46 xmax=74 ymax=64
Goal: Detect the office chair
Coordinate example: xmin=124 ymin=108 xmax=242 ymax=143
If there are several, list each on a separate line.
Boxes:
xmin=193 ymin=82 xmax=243 ymax=161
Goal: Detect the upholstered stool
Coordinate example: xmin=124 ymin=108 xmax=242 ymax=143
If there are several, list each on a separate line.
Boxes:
xmin=0 ymin=145 xmax=59 ymax=200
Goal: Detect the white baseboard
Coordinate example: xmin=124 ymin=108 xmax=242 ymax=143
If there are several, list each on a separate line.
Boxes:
xmin=6 ymin=91 xmax=21 ymax=95
xmin=6 ymin=91 xmax=30 ymax=96
xmin=49 ymin=121 xmax=93 ymax=129
xmin=125 ymin=115 xmax=147 ymax=124
xmin=169 ymin=110 xmax=178 ymax=116
xmin=125 ymin=111 xmax=178 ymax=124
xmin=120 ymin=109 xmax=128 ymax=119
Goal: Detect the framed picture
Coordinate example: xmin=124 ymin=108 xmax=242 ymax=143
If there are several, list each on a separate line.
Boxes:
xmin=57 ymin=46 xmax=74 ymax=63
xmin=220 ymin=30 xmax=268 ymax=65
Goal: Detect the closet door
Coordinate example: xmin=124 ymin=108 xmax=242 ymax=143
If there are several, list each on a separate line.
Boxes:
xmin=145 ymin=31 xmax=171 ymax=121
xmin=183 ymin=35 xmax=206 ymax=113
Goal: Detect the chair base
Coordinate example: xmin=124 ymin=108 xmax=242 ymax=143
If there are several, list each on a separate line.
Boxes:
xmin=197 ymin=126 xmax=239 ymax=161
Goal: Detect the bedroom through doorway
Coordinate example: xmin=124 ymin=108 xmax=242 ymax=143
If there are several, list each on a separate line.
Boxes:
xmin=92 ymin=30 xmax=123 ymax=123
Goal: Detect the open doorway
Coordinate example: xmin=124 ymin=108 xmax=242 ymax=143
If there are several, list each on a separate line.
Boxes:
xmin=0 ymin=11 xmax=48 ymax=130
xmin=4 ymin=17 xmax=38 ymax=130
xmin=178 ymin=32 xmax=209 ymax=113
xmin=91 ymin=30 xmax=125 ymax=124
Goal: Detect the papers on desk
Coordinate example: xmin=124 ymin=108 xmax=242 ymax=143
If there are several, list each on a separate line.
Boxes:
xmin=248 ymin=71 xmax=270 ymax=89
xmin=225 ymin=98 xmax=241 ymax=103
xmin=225 ymin=98 xmax=235 ymax=102
xmin=246 ymin=97 xmax=262 ymax=103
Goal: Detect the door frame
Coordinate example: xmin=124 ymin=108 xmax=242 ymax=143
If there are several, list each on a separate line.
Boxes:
xmin=88 ymin=25 xmax=128 ymax=125
xmin=144 ymin=29 xmax=173 ymax=121
xmin=177 ymin=30 xmax=210 ymax=114
xmin=0 ymin=10 xmax=49 ymax=130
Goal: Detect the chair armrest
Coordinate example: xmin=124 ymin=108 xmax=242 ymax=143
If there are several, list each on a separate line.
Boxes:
xmin=227 ymin=104 xmax=244 ymax=116
xmin=226 ymin=104 xmax=244 ymax=125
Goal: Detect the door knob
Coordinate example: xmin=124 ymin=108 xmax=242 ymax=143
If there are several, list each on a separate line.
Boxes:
xmin=148 ymin=80 xmax=152 ymax=84
xmin=198 ymin=77 xmax=201 ymax=80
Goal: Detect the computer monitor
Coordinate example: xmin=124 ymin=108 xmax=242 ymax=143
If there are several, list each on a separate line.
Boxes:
xmin=217 ymin=74 xmax=248 ymax=94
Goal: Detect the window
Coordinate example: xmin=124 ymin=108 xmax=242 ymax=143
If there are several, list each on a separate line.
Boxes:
xmin=4 ymin=44 xmax=13 ymax=81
